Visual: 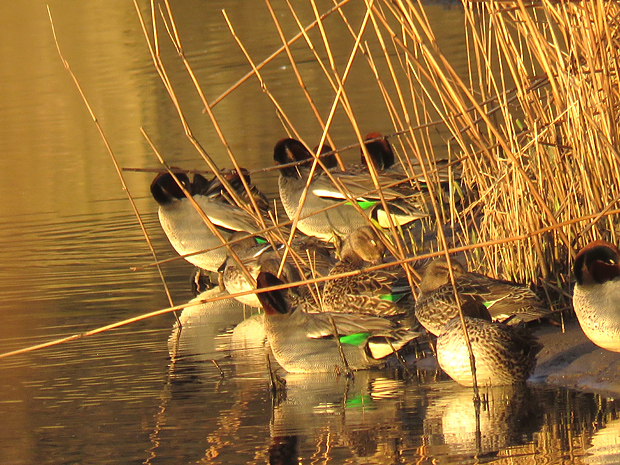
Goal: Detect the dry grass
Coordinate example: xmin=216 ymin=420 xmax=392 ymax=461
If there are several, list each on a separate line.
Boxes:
xmin=456 ymin=1 xmax=620 ymax=299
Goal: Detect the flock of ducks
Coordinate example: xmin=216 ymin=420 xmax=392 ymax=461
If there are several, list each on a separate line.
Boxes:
xmin=150 ymin=133 xmax=620 ymax=388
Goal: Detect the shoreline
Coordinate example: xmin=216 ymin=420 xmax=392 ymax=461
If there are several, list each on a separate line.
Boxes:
xmin=531 ymin=321 xmax=620 ymax=398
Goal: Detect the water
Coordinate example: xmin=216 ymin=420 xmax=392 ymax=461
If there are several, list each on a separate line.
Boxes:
xmin=0 ymin=1 xmax=618 ymax=463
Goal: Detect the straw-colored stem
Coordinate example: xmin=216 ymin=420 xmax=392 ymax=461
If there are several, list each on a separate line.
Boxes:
xmin=47 ymin=6 xmax=178 ymax=324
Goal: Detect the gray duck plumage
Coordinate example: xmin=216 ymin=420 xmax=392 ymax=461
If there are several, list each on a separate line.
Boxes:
xmin=151 ymin=171 xmax=267 ymax=272
xmin=256 ymin=271 xmax=421 ymax=374
xmin=573 ymin=240 xmax=620 ymax=352
xmin=274 ymin=138 xmax=428 ymax=242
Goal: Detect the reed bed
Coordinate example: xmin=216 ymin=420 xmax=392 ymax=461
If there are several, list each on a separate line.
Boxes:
xmin=459 ymin=1 xmax=620 ymax=289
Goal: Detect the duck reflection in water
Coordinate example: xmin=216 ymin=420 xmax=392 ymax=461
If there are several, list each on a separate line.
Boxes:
xmin=586 ymin=417 xmax=620 ymax=464
xmin=268 ymin=436 xmax=298 ymax=465
xmin=268 ymin=371 xmax=424 ymax=464
xmin=168 ymin=287 xmax=248 ymax=368
xmin=422 ymin=383 xmax=543 ymax=461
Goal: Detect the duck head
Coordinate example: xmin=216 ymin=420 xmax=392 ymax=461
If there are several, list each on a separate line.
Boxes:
xmin=418 ymin=257 xmax=467 ymax=294
xmin=574 ymin=240 xmax=620 ymax=286
xmin=361 ymin=132 xmax=394 ymax=170
xmin=273 ymin=138 xmax=314 ymax=180
xmin=257 ymin=271 xmax=291 ymax=315
xmin=150 ymin=172 xmax=192 ymax=205
xmin=314 ymin=142 xmax=338 ymax=169
xmin=150 ymin=171 xmax=216 ymax=204
xmin=197 ymin=169 xmax=246 ymax=198
xmin=340 ymin=226 xmax=386 ymax=266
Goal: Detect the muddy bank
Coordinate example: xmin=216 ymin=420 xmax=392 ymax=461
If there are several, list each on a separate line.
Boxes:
xmin=531 ymin=322 xmax=620 ymax=398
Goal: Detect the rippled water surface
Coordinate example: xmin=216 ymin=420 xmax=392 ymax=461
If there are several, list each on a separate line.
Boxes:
xmin=1 ymin=1 xmax=619 ymax=464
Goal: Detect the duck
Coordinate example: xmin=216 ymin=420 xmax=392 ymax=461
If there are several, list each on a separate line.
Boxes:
xmin=150 ymin=171 xmax=265 ymax=272
xmin=361 ymin=132 xmax=395 ymax=171
xmin=415 ymin=257 xmax=549 ymax=336
xmin=219 ymin=232 xmax=270 ymax=306
xmin=274 ymin=138 xmax=428 ymax=242
xmin=361 ymin=133 xmax=461 ymax=186
xmin=572 ymin=240 xmax=620 ymax=352
xmin=436 ymin=311 xmax=542 ymax=387
xmin=322 ymin=226 xmax=418 ymax=328
xmin=256 ymin=271 xmax=422 ymax=373
xmin=315 ymin=133 xmax=391 ymax=175
xmin=360 ymin=133 xmax=469 ymax=216
xmin=200 ymin=167 xmax=271 ymax=213
xmin=220 ymin=232 xmax=334 ymax=308
xmin=323 ymin=132 xmax=454 ymax=182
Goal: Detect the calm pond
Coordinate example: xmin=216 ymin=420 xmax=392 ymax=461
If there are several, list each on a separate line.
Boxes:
xmin=0 ymin=1 xmax=618 ymax=464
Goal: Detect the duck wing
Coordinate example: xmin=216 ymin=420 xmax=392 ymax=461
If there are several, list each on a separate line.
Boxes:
xmin=455 ymin=273 xmax=548 ymax=323
xmin=196 ymin=198 xmax=261 ymax=234
xmin=300 ymin=311 xmax=399 ymax=340
xmin=310 ymin=172 xmax=403 ymax=201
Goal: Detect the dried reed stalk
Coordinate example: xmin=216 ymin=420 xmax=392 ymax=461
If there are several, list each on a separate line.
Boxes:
xmin=47 ymin=6 xmax=179 ymax=324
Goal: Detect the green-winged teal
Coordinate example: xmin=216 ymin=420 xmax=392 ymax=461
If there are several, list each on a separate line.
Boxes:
xmin=220 ymin=232 xmax=334 ymax=308
xmin=326 ymin=132 xmax=458 ymax=185
xmin=151 ymin=171 xmax=265 ymax=272
xmin=436 ymin=313 xmax=542 ymax=387
xmin=573 ymin=240 xmax=620 ymax=352
xmin=311 ymin=133 xmax=391 ymax=174
xmin=415 ymin=257 xmax=548 ymax=336
xmin=274 ymin=138 xmax=428 ymax=242
xmin=256 ymin=271 xmax=421 ymax=373
xmin=361 ymin=133 xmax=461 ymax=186
xmin=322 ymin=226 xmax=418 ymax=329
